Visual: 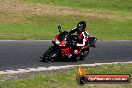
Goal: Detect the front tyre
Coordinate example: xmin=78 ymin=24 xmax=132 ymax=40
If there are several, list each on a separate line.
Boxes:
xmin=41 ymin=47 xmax=55 ymax=63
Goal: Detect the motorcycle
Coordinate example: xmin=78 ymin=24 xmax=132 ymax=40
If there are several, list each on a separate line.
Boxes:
xmin=40 ymin=26 xmax=97 ymax=62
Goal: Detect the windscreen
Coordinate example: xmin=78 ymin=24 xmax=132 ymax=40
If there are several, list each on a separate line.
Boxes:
xmin=57 ymin=31 xmax=69 ymax=41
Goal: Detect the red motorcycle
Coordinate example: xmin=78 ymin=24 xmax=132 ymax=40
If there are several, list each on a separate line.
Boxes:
xmin=40 ymin=26 xmax=97 ymax=62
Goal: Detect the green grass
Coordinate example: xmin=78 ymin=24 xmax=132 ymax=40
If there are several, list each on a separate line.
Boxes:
xmin=0 ymin=63 xmax=132 ymax=88
xmin=0 ymin=0 xmax=131 ymax=40
xmin=85 ymin=63 xmax=132 ymax=74
xmin=0 ymin=15 xmax=131 ymax=40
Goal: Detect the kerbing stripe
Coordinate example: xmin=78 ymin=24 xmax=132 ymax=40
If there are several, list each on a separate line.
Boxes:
xmin=0 ymin=61 xmax=132 ymax=75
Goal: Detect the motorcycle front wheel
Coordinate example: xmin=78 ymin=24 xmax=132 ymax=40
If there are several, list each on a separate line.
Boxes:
xmin=41 ymin=46 xmax=56 ymax=63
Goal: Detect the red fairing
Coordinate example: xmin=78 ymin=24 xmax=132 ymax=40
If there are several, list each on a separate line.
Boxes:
xmin=59 ymin=40 xmax=67 ymax=46
xmin=77 ymin=31 xmax=83 ymax=39
xmin=61 ymin=48 xmax=70 ymax=56
xmin=59 ymin=40 xmax=70 ymax=56
xmin=52 ymin=34 xmax=58 ymax=44
xmin=74 ymin=49 xmax=80 ymax=55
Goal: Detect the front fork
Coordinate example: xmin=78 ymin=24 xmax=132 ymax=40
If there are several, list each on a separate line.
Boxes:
xmin=51 ymin=46 xmax=60 ymax=59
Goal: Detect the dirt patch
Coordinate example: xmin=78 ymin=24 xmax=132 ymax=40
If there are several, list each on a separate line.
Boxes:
xmin=0 ymin=33 xmax=6 ymax=36
xmin=0 ymin=0 xmax=131 ymax=23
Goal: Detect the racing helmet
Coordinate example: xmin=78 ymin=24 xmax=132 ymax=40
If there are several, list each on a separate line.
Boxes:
xmin=77 ymin=21 xmax=86 ymax=32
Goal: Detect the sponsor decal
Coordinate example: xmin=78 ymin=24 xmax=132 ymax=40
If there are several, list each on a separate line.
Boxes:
xmin=76 ymin=66 xmax=131 ymax=85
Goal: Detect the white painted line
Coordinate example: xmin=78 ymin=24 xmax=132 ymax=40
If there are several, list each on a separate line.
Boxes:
xmin=0 ymin=61 xmax=132 ymax=75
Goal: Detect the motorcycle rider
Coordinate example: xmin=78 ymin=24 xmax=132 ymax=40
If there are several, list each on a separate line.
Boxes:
xmin=69 ymin=21 xmax=89 ymax=56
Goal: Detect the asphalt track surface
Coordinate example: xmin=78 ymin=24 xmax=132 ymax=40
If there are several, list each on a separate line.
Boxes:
xmin=0 ymin=41 xmax=132 ymax=71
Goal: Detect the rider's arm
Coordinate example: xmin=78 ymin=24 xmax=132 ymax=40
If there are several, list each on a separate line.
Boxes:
xmin=69 ymin=27 xmax=77 ymax=35
xmin=77 ymin=31 xmax=89 ymax=46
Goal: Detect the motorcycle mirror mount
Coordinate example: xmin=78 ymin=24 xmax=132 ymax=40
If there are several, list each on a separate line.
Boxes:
xmin=58 ymin=26 xmax=61 ymax=33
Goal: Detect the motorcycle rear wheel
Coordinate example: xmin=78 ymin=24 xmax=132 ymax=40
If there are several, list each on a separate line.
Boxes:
xmin=79 ymin=48 xmax=89 ymax=61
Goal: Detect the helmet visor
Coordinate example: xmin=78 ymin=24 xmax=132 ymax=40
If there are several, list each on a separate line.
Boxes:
xmin=78 ymin=26 xmax=85 ymax=31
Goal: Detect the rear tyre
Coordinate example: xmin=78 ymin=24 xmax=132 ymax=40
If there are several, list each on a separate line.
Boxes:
xmin=79 ymin=55 xmax=85 ymax=61
xmin=79 ymin=48 xmax=89 ymax=61
xmin=71 ymin=54 xmax=78 ymax=62
xmin=83 ymin=47 xmax=89 ymax=57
